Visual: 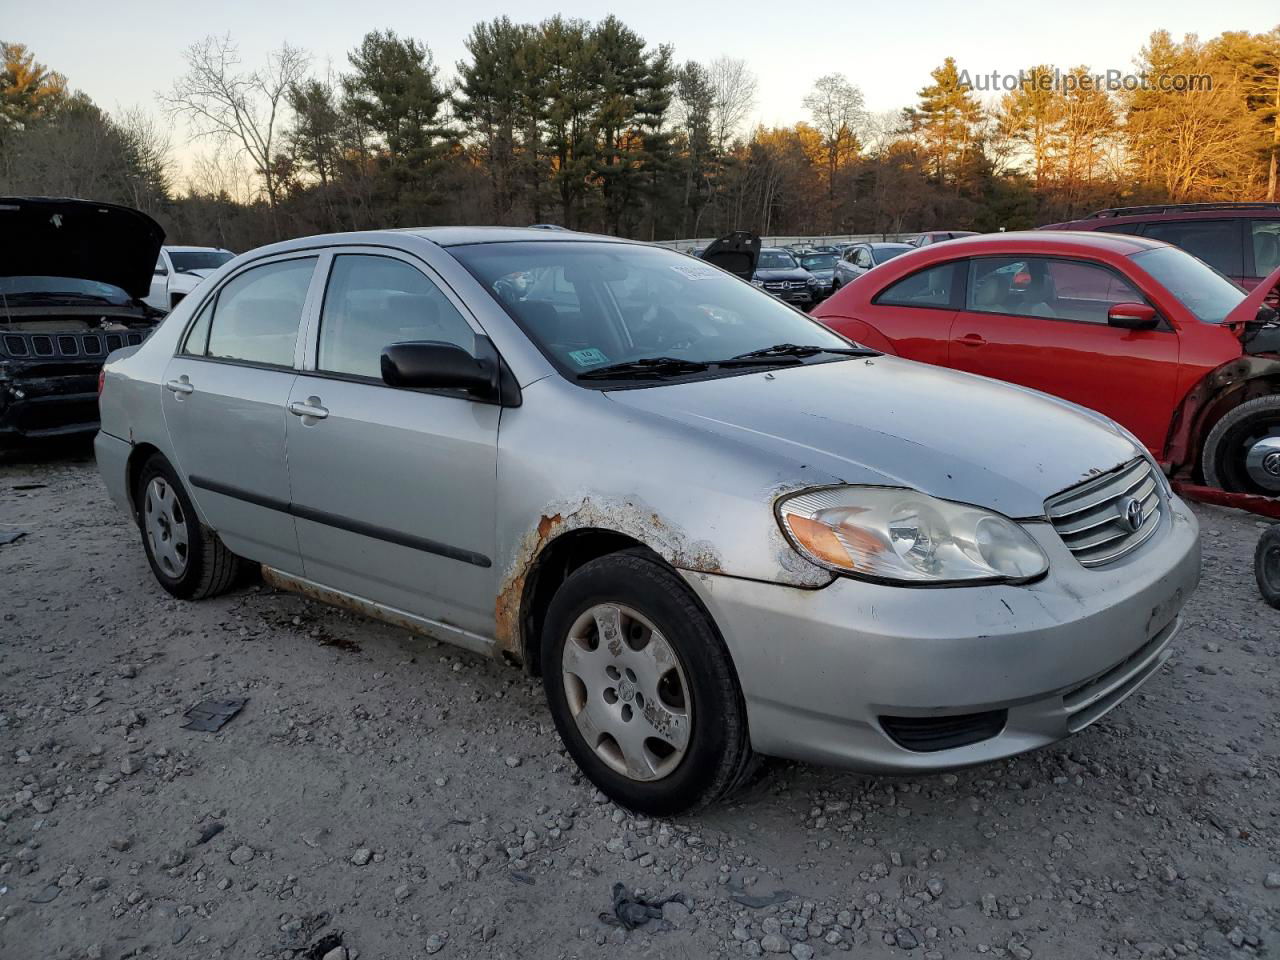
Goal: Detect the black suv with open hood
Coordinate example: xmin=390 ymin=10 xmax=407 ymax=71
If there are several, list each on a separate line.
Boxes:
xmin=1 ymin=197 xmax=165 ymax=443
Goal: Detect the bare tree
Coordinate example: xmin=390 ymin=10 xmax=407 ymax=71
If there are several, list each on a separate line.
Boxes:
xmin=161 ymin=35 xmax=310 ymax=207
xmin=707 ymin=56 xmax=756 ymax=151
xmin=803 ymin=73 xmax=866 ymax=229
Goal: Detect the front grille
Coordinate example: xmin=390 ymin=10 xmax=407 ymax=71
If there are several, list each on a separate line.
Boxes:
xmin=0 ymin=329 xmax=147 ymax=360
xmin=1045 ymin=458 xmax=1162 ymax=567
xmin=880 ymin=710 xmax=1008 ymax=752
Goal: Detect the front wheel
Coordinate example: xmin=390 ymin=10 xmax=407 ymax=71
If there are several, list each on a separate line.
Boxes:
xmin=540 ymin=550 xmax=753 ymax=815
xmin=1257 ymin=527 xmax=1280 ymax=610
xmin=1202 ymin=395 xmax=1280 ymax=494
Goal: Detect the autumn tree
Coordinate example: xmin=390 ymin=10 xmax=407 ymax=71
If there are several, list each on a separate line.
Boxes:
xmin=906 ymin=57 xmax=985 ymax=188
xmin=803 ymin=73 xmax=865 ymax=229
xmin=0 ymin=41 xmax=66 ymax=140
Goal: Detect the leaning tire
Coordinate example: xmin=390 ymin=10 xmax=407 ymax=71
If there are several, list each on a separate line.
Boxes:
xmin=1202 ymin=395 xmax=1280 ymax=494
xmin=540 ymin=550 xmax=753 ymax=815
xmin=1257 ymin=527 xmax=1280 ymax=610
xmin=135 ymin=453 xmax=241 ymax=600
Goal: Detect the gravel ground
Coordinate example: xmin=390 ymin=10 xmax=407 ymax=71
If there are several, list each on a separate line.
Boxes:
xmin=1 ymin=448 xmax=1277 ymax=960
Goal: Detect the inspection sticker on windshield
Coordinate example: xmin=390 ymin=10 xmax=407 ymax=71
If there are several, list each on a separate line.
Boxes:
xmin=568 ymin=347 xmax=610 ymax=367
xmin=670 ymin=264 xmax=719 ymax=281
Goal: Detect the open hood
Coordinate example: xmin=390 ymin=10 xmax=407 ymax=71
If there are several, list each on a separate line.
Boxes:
xmin=700 ymin=231 xmax=760 ymax=281
xmin=0 ymin=197 xmax=165 ymax=300
xmin=1225 ymin=263 xmax=1280 ymax=355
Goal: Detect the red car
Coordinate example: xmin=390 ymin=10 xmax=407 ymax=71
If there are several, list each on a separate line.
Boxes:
xmin=811 ymin=231 xmax=1280 ymax=494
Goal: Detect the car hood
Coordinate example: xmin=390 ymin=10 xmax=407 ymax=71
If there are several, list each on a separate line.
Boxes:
xmin=0 ymin=197 xmax=165 ymax=299
xmin=605 ymin=356 xmax=1141 ymax=518
xmin=754 ymin=268 xmax=812 ymax=281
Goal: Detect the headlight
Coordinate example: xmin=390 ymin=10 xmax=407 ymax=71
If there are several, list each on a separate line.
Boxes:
xmin=777 ymin=486 xmax=1049 ymax=585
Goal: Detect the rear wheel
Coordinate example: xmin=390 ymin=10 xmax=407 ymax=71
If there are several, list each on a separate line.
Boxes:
xmin=1256 ymin=527 xmax=1280 ymax=610
xmin=540 ymin=550 xmax=753 ymax=815
xmin=1202 ymin=395 xmax=1280 ymax=494
xmin=136 ymin=454 xmax=241 ymax=600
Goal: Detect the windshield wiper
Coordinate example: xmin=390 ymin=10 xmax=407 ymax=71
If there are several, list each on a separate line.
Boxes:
xmin=576 ymin=357 xmax=711 ymax=381
xmin=727 ymin=342 xmax=876 ymax=361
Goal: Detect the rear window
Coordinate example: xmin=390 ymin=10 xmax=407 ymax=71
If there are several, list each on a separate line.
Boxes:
xmin=1130 ymin=246 xmax=1244 ymax=324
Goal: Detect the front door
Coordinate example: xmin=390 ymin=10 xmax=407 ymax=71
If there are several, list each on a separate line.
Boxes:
xmin=949 ymin=255 xmax=1182 ymax=453
xmin=161 ymin=254 xmax=320 ymax=573
xmin=283 ymin=251 xmax=500 ymax=639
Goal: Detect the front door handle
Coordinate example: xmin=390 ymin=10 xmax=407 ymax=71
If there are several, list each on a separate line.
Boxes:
xmin=957 ymin=333 xmax=987 ymax=348
xmin=164 ymin=377 xmax=194 ymax=395
xmin=287 ymin=398 xmax=329 ymax=420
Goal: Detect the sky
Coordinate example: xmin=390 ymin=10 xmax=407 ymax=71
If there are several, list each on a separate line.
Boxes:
xmin=6 ymin=0 xmax=1278 ymax=181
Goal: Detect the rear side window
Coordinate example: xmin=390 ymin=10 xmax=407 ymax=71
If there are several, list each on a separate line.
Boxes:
xmin=317 ymin=255 xmax=476 ymax=379
xmin=1251 ymin=220 xmax=1280 ymax=276
xmin=1141 ymin=219 xmax=1243 ymax=277
xmin=201 ymin=258 xmax=316 ymax=367
xmin=875 ymin=261 xmax=961 ymax=309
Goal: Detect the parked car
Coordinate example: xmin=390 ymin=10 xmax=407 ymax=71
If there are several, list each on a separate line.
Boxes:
xmin=699 ymin=230 xmax=760 ymax=282
xmin=910 ymin=230 xmax=980 ymax=247
xmin=750 ymin=247 xmax=820 ymax=306
xmin=97 ymin=227 xmax=1200 ymax=813
xmin=146 ymin=246 xmax=235 ymax=313
xmin=832 ymin=242 xmax=914 ymax=289
xmin=1042 ymin=203 xmax=1280 ymax=296
xmin=812 ymin=231 xmax=1280 ymax=494
xmin=0 ymin=197 xmax=163 ymax=444
xmin=798 ymin=251 xmax=838 ymax=299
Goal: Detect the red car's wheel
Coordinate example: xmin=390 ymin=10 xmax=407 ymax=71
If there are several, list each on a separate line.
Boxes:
xmin=1203 ymin=396 xmax=1280 ymax=495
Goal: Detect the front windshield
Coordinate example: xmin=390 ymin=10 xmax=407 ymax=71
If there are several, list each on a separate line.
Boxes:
xmin=757 ymin=251 xmax=798 ymax=269
xmin=452 ymin=241 xmax=852 ymax=381
xmin=0 ymin=276 xmax=131 ymax=303
xmin=800 ymin=254 xmax=836 ymax=271
xmin=1131 ymin=246 xmax=1245 ymax=324
xmin=169 ymin=250 xmax=233 ymax=273
xmin=872 ymin=246 xmax=912 ymax=265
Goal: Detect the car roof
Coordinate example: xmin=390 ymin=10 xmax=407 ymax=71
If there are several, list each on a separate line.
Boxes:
xmin=164 ymin=245 xmax=229 ymax=253
xmin=869 ymin=241 xmax=914 ymax=248
xmin=401 ymin=226 xmax=634 ymax=247
xmin=931 ymin=230 xmax=1163 ymax=256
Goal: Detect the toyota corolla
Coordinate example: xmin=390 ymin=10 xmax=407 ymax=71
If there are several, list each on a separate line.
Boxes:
xmin=96 ymin=227 xmax=1201 ymax=814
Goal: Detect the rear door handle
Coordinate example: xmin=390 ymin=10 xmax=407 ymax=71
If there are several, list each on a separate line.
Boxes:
xmin=287 ymin=399 xmax=329 ymax=420
xmin=958 ymin=333 xmax=987 ymax=347
xmin=164 ymin=378 xmax=194 ymax=395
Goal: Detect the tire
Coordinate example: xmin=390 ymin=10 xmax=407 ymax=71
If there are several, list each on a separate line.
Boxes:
xmin=135 ymin=453 xmax=241 ymax=600
xmin=1202 ymin=395 xmax=1280 ymax=494
xmin=540 ymin=550 xmax=753 ymax=815
xmin=1256 ymin=527 xmax=1280 ymax=610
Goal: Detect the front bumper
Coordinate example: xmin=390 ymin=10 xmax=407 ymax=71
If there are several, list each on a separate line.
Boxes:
xmin=0 ymin=366 xmax=102 ymax=440
xmin=681 ymin=496 xmax=1201 ymax=773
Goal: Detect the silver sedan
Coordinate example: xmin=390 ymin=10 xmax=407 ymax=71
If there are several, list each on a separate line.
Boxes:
xmin=96 ymin=227 xmax=1201 ymax=814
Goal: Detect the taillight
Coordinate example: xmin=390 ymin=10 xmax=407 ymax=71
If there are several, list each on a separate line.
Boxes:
xmin=98 ymin=368 xmax=106 ymax=395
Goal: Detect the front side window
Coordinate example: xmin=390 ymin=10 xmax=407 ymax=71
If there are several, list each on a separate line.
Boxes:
xmin=452 ymin=241 xmax=852 ymax=383
xmin=202 ymin=257 xmax=316 ymax=367
xmin=1142 ymin=219 xmax=1243 ymax=277
xmin=1131 ymin=246 xmax=1245 ymax=324
xmin=875 ymin=261 xmax=961 ymax=308
xmin=966 ymin=256 xmax=1144 ymax=323
xmin=1251 ymin=220 xmax=1280 ymax=276
xmin=317 ymin=255 xmax=476 ymax=379
xmin=855 ymin=249 xmax=872 ymax=268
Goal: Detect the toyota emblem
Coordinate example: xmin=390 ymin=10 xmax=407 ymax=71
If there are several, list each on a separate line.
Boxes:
xmin=1120 ymin=496 xmax=1144 ymax=534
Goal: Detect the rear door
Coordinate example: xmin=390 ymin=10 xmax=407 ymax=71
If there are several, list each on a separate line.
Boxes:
xmin=949 ymin=255 xmax=1181 ymax=452
xmin=161 ymin=254 xmax=321 ymax=573
xmin=283 ymin=249 xmax=500 ymax=641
